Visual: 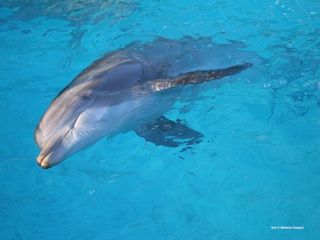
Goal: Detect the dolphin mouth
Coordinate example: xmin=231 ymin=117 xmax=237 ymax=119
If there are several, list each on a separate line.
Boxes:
xmin=36 ymin=137 xmax=64 ymax=169
xmin=37 ymin=152 xmax=54 ymax=169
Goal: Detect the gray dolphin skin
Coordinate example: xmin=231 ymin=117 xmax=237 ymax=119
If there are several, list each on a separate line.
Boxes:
xmin=35 ymin=37 xmax=258 ymax=169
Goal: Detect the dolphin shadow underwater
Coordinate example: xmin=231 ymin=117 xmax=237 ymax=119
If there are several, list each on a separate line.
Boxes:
xmin=35 ymin=37 xmax=261 ymax=169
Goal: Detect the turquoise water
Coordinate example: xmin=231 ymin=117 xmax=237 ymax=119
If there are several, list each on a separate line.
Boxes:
xmin=1 ymin=0 xmax=320 ymax=239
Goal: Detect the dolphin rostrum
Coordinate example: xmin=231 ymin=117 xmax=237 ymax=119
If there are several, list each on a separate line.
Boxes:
xmin=35 ymin=37 xmax=256 ymax=168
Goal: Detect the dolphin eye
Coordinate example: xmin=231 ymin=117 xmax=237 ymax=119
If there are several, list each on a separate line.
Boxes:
xmin=81 ymin=92 xmax=93 ymax=100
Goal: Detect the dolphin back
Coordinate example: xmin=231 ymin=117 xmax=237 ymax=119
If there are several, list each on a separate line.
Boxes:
xmin=65 ymin=37 xmax=262 ymax=94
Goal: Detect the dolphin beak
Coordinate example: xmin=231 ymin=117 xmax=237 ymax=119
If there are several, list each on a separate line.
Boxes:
xmin=36 ymin=136 xmax=65 ymax=169
xmin=36 ymin=152 xmax=53 ymax=169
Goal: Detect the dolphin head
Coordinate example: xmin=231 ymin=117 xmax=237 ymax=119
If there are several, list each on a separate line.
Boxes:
xmin=35 ymin=60 xmax=143 ymax=169
xmin=35 ymin=81 xmax=104 ymax=169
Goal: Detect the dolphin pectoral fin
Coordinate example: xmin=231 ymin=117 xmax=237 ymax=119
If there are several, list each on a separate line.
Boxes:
xmin=150 ymin=62 xmax=253 ymax=92
xmin=134 ymin=116 xmax=203 ymax=147
xmin=173 ymin=62 xmax=253 ymax=86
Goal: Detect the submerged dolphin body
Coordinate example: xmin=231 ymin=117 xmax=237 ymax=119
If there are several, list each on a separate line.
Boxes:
xmin=35 ymin=37 xmax=258 ymax=168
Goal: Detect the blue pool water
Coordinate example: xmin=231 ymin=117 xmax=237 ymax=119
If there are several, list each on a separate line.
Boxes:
xmin=0 ymin=0 xmax=320 ymax=239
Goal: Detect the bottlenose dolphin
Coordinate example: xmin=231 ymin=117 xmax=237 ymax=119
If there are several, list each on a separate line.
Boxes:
xmin=35 ymin=37 xmax=257 ymax=168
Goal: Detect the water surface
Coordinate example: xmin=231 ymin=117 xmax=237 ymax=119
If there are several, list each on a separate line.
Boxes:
xmin=0 ymin=1 xmax=319 ymax=239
